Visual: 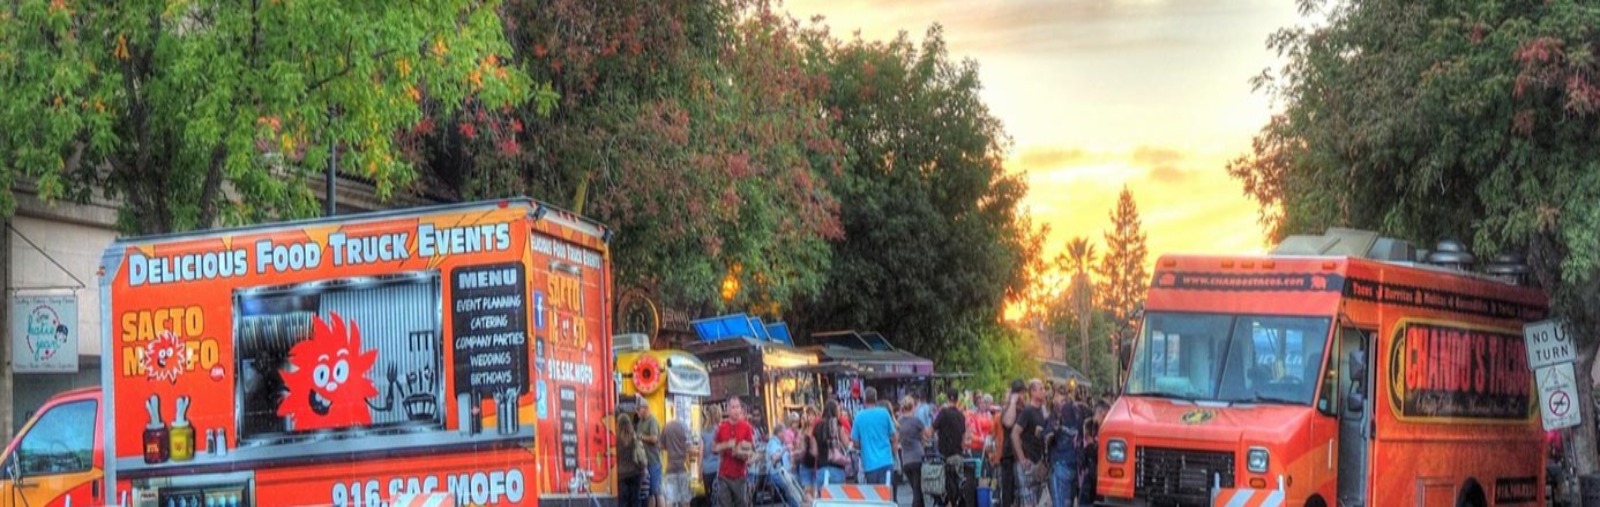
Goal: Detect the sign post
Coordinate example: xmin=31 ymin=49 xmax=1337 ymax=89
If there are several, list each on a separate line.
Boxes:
xmin=1525 ymin=319 xmax=1581 ymax=431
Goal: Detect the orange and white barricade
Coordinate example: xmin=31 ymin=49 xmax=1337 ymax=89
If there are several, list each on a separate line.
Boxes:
xmin=389 ymin=493 xmax=456 ymax=507
xmin=1211 ymin=474 xmax=1285 ymax=507
xmin=815 ymin=484 xmax=895 ymax=507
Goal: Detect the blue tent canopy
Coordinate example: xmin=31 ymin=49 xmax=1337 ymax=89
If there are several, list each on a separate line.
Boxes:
xmin=692 ymin=313 xmax=794 ymax=345
xmin=691 ymin=313 xmax=757 ymax=342
xmin=766 ymin=323 xmax=793 ymax=346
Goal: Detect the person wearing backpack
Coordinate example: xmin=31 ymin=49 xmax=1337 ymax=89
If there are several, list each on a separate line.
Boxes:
xmin=931 ymin=388 xmax=968 ymax=507
xmin=1045 ymin=386 xmax=1084 ymax=507
xmin=897 ymin=396 xmax=932 ymax=507
xmin=814 ymin=401 xmax=850 ymax=487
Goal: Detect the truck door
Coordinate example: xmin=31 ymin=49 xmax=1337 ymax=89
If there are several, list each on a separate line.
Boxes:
xmin=1336 ymin=328 xmax=1373 ymax=507
xmin=0 ymin=398 xmax=102 ymax=507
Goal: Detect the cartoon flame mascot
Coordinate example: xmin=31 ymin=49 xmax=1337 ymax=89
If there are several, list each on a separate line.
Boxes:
xmin=278 ymin=312 xmax=379 ymax=431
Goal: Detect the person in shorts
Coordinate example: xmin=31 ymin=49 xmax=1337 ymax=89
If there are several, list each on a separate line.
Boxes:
xmin=661 ymin=414 xmax=694 ymax=507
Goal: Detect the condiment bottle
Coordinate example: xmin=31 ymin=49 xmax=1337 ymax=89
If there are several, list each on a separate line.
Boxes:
xmin=169 ymin=396 xmax=194 ymax=461
xmin=143 ymin=394 xmax=168 ymax=464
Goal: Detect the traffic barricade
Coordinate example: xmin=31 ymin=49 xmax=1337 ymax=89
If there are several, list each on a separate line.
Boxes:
xmin=1211 ymin=474 xmax=1285 ymax=507
xmin=816 ymin=483 xmax=896 ymax=507
xmin=390 ymin=493 xmax=457 ymax=507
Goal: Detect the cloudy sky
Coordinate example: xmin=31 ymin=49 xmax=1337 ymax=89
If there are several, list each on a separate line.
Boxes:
xmin=784 ymin=0 xmax=1307 ymax=266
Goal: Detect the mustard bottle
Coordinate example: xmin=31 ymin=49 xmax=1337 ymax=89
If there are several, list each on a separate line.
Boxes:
xmin=170 ymin=395 xmax=195 ymax=461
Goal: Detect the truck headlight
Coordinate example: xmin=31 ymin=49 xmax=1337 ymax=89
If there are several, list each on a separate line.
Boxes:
xmin=1247 ymin=447 xmax=1269 ymax=473
xmin=1107 ymin=439 xmax=1127 ymax=463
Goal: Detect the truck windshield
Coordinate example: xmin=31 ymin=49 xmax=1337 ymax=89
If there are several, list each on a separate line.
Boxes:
xmin=1125 ymin=313 xmax=1332 ymax=405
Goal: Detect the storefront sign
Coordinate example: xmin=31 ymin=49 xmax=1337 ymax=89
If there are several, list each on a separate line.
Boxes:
xmin=12 ymin=294 xmax=77 ymax=373
xmin=1387 ymin=322 xmax=1532 ymax=420
xmin=858 ymin=361 xmax=932 ymax=377
xmin=666 ymin=364 xmax=711 ymax=397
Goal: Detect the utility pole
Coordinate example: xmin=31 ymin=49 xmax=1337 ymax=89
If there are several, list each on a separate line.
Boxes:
xmin=0 ymin=218 xmax=11 ymax=441
xmin=325 ymin=143 xmax=337 ymax=216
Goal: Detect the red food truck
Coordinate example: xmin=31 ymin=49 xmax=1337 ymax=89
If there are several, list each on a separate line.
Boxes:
xmin=1098 ymin=229 xmax=1547 ymax=507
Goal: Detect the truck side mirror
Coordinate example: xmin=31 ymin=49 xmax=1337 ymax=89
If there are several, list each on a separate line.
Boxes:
xmin=1345 ymin=349 xmax=1368 ymax=415
xmin=1345 ymin=392 xmax=1365 ymax=415
xmin=1119 ymin=343 xmax=1132 ymax=373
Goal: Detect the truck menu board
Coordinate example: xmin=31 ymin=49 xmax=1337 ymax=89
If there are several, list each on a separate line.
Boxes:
xmin=451 ymin=262 xmax=530 ymax=397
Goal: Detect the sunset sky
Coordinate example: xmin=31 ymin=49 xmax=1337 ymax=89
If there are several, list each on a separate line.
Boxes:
xmin=784 ymin=0 xmax=1306 ymax=272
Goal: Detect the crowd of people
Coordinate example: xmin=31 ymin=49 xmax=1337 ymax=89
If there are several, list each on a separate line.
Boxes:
xmin=617 ymin=378 xmax=1113 ymax=507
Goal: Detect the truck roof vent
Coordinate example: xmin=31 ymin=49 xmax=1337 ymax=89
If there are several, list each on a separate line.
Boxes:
xmin=1365 ymin=237 xmax=1416 ymax=262
xmin=1270 ymin=227 xmax=1412 ymax=261
xmin=614 ymin=333 xmax=651 ymax=354
xmin=1484 ymin=252 xmax=1530 ymax=285
xmin=1425 ymin=239 xmax=1474 ymax=270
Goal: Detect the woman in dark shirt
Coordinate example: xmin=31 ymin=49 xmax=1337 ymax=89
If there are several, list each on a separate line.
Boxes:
xmin=618 ymin=413 xmax=645 ymax=507
xmin=1077 ymin=400 xmax=1109 ymax=506
xmin=796 ymin=407 xmax=819 ymax=498
xmin=813 ymin=401 xmax=847 ymax=487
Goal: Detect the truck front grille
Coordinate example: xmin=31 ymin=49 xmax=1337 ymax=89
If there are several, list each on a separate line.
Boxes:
xmin=1135 ymin=446 xmax=1234 ymax=506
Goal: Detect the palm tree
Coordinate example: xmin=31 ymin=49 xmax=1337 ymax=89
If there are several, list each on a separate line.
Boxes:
xmin=1057 ymin=237 xmax=1097 ymax=375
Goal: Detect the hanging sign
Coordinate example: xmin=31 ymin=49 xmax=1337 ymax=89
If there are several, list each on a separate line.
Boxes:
xmin=12 ymin=294 xmax=78 ymax=373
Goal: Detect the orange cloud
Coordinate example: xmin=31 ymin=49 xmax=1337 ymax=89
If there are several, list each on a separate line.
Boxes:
xmin=1013 ymin=144 xmax=1268 ymax=282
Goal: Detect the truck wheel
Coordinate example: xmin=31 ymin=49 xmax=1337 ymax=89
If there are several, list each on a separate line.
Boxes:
xmin=1456 ymin=480 xmax=1486 ymax=507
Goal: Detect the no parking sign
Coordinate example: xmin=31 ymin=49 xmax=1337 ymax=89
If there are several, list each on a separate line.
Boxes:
xmin=1525 ymin=319 xmax=1582 ymax=431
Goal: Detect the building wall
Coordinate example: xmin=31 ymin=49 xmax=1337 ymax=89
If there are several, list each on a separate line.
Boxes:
xmin=6 ymin=196 xmax=120 ymax=439
xmin=0 ymin=179 xmax=441 ymax=440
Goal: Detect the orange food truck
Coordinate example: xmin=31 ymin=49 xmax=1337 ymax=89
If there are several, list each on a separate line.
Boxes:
xmin=1097 ymin=229 xmax=1547 ymax=507
xmin=0 ymin=199 xmax=619 ymax=507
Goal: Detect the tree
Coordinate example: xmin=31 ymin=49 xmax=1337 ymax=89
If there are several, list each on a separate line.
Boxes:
xmin=1229 ymin=0 xmax=1600 ymax=491
xmin=416 ymin=0 xmax=843 ymax=312
xmin=0 ymin=0 xmax=530 ymax=233
xmin=1096 ymin=186 xmax=1148 ymax=364
xmin=792 ymin=25 xmax=1040 ymax=363
xmin=1050 ymin=307 xmax=1120 ymax=393
xmin=948 ymin=322 xmax=1043 ymax=398
xmin=1059 ymin=237 xmax=1097 ymax=375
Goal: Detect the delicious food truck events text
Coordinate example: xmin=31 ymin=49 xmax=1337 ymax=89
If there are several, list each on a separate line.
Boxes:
xmin=126 ymin=222 xmax=513 ymax=287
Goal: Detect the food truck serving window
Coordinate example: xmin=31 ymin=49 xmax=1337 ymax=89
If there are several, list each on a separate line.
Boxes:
xmin=1127 ymin=313 xmax=1331 ymax=405
xmin=234 ymin=272 xmax=445 ymax=444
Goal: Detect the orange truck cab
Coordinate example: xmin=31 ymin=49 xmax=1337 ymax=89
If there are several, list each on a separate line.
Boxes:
xmin=0 ymin=199 xmax=621 ymax=507
xmin=0 ymin=387 xmax=105 ymax=507
xmin=1097 ymin=229 xmax=1547 ymax=507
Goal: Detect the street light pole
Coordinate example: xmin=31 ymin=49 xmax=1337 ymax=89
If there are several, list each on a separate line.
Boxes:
xmin=325 ymin=142 xmax=337 ymax=216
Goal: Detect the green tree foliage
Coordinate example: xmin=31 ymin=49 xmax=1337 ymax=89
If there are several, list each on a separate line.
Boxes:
xmin=1096 ymin=186 xmax=1148 ymax=356
xmin=1051 ymin=308 xmax=1120 ymax=393
xmin=792 ymin=25 xmax=1040 ymax=363
xmin=1228 ymin=0 xmax=1600 ymax=481
xmin=0 ymin=0 xmax=528 ymax=233
xmin=1058 ymin=237 xmax=1096 ymax=374
xmin=420 ymin=0 xmax=843 ymax=312
xmin=948 ymin=322 xmax=1042 ymax=398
